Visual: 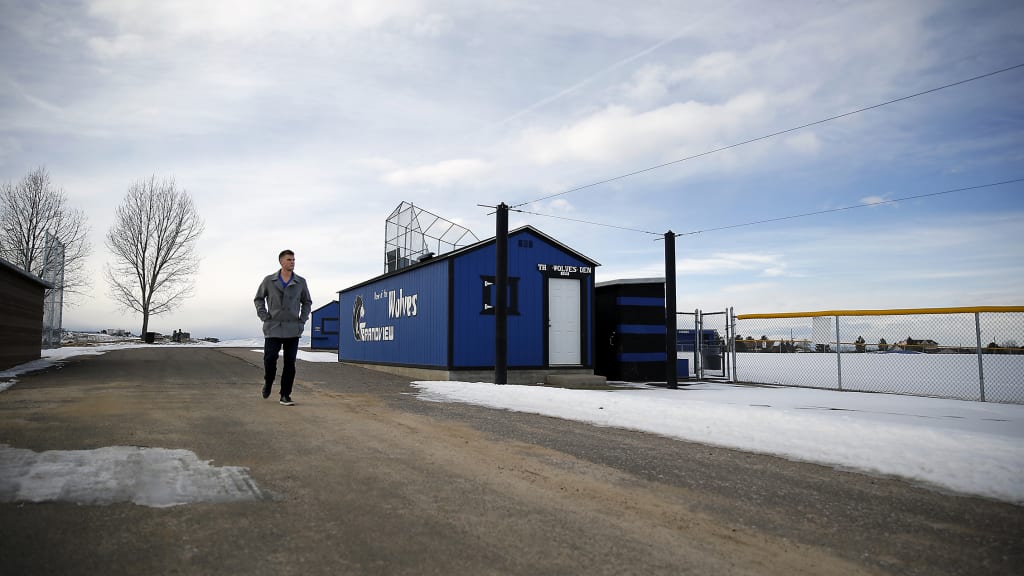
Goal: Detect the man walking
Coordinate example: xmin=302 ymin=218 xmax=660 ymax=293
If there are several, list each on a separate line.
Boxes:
xmin=254 ymin=250 xmax=312 ymax=406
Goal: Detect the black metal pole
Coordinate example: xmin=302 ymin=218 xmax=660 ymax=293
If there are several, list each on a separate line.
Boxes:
xmin=495 ymin=203 xmax=509 ymax=384
xmin=665 ymin=231 xmax=678 ymax=389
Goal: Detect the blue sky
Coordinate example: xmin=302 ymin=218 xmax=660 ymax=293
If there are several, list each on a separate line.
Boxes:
xmin=1 ymin=0 xmax=1022 ymax=338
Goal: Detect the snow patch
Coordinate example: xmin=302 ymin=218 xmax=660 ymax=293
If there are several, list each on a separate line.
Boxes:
xmin=411 ymin=381 xmax=1024 ymax=504
xmin=0 ymin=445 xmax=263 ymax=507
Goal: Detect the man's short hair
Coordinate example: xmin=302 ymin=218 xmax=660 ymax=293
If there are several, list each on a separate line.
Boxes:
xmin=279 ymin=249 xmax=294 ymax=260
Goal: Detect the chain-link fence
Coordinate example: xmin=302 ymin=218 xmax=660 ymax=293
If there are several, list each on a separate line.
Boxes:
xmin=40 ymin=233 xmax=65 ymax=349
xmin=678 ymin=309 xmax=732 ymax=380
xmin=733 ymin=307 xmax=1024 ymax=404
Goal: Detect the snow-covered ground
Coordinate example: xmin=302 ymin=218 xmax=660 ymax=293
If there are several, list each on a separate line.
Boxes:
xmin=731 ymin=352 xmax=1024 ymax=403
xmin=411 ymin=381 xmax=1024 ymax=505
xmin=2 ymin=343 xmax=1021 ymax=506
xmin=0 ymin=338 xmax=337 ymax=392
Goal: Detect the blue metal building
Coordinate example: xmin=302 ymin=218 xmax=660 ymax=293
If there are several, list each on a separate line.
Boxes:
xmin=311 ymin=300 xmax=340 ymax=350
xmin=594 ymin=278 xmax=688 ymax=382
xmin=338 ymin=225 xmax=599 ymax=383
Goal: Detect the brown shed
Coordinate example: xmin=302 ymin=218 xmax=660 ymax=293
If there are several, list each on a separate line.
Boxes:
xmin=0 ymin=258 xmax=52 ymax=371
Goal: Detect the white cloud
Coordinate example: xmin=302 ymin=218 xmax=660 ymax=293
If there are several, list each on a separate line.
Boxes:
xmin=720 ymin=281 xmax=779 ymax=294
xmin=87 ymin=33 xmax=146 ymax=58
xmin=622 ymin=64 xmax=669 ymax=105
xmin=356 ymin=157 xmax=400 ymax=172
xmin=86 ymin=0 xmax=425 ymax=39
xmin=412 ymin=13 xmax=453 ymax=38
xmin=381 ymin=158 xmax=492 ymax=187
xmin=547 ymin=198 xmax=574 ymax=212
xmin=344 ymin=0 xmax=424 ymax=30
xmin=671 ymin=51 xmax=744 ymax=83
xmin=523 ymin=92 xmax=767 ymax=166
xmin=785 ymin=131 xmax=821 ymax=155
xmin=679 ymin=252 xmax=785 ymax=276
xmin=859 ymin=195 xmax=895 ymax=208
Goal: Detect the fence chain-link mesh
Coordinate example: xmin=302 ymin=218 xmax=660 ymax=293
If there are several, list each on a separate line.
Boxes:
xmin=41 ymin=233 xmax=65 ymax=349
xmin=733 ymin=309 xmax=1023 ymax=404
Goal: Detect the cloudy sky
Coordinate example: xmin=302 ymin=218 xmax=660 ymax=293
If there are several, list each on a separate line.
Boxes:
xmin=2 ymin=0 xmax=1022 ymax=339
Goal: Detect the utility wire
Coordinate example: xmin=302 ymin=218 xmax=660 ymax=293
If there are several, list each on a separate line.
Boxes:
xmin=513 ymin=207 xmax=661 ymax=235
xmin=676 ymin=179 xmax=1024 ymax=237
xmin=505 ymin=178 xmax=1024 ymax=239
xmin=512 ymin=62 xmax=1024 ymax=209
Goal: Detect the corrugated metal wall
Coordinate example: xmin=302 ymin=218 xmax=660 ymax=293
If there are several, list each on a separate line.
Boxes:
xmin=311 ymin=300 xmax=340 ymax=350
xmin=451 ymin=229 xmax=594 ymax=369
xmin=339 ymin=260 xmax=449 ymax=367
xmin=595 ymin=281 xmax=667 ymax=381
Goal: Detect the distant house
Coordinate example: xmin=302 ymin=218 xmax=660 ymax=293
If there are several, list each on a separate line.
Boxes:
xmin=0 ymin=258 xmax=52 ymax=370
xmin=897 ymin=337 xmax=939 ymax=352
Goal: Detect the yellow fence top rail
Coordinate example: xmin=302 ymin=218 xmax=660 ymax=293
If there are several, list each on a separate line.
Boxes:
xmin=736 ymin=306 xmax=1024 ymax=320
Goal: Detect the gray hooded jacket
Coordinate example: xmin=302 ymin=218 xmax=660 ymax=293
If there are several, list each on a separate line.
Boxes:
xmin=254 ymin=272 xmax=312 ymax=338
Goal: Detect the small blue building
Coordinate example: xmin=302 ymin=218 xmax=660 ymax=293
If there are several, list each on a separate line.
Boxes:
xmin=311 ymin=300 xmax=340 ymax=350
xmin=338 ymin=225 xmax=599 ymax=383
xmin=594 ymin=278 xmax=687 ymax=382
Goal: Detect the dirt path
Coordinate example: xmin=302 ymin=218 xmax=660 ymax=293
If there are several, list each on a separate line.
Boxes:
xmin=0 ymin=347 xmax=1020 ymax=575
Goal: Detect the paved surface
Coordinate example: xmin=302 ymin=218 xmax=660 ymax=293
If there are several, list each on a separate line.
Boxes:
xmin=0 ymin=347 xmax=1021 ymax=575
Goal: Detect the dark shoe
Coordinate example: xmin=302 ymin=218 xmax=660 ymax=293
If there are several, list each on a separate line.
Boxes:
xmin=262 ymin=382 xmax=272 ymax=399
xmin=279 ymin=396 xmax=295 ymax=406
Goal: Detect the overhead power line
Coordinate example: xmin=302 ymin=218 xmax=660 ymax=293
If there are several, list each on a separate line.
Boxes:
xmin=512 ymin=207 xmax=661 ymax=236
xmin=508 ymin=178 xmax=1024 ymax=238
xmin=678 ymin=179 xmax=1024 ymax=236
xmin=513 ymin=62 xmax=1024 ymax=209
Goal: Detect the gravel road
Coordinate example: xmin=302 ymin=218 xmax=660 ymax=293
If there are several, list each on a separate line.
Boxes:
xmin=0 ymin=347 xmax=1019 ymax=575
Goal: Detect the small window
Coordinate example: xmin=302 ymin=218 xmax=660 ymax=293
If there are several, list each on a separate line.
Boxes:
xmin=518 ymin=239 xmax=533 ymax=248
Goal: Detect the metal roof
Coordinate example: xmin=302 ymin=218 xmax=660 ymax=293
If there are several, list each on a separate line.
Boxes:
xmin=0 ymin=257 xmax=53 ymax=289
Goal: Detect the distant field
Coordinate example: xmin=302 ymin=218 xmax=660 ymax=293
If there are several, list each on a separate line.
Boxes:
xmin=733 ymin=352 xmax=1023 ymax=403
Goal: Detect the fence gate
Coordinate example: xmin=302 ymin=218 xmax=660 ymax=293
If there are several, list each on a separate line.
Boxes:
xmin=678 ymin=308 xmax=733 ymax=381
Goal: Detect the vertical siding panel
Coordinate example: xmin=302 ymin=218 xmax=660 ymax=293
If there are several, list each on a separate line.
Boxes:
xmin=339 ymin=260 xmax=449 ymax=367
xmin=311 ymin=300 xmax=340 ymax=350
xmin=451 ymin=245 xmax=493 ymax=367
xmin=451 ymin=230 xmax=594 ymax=369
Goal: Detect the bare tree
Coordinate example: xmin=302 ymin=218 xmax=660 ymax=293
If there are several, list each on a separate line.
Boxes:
xmin=0 ymin=167 xmax=92 ymax=300
xmin=105 ymin=176 xmax=204 ymax=337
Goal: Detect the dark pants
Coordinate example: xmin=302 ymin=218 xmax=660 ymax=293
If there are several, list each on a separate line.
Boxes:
xmin=264 ymin=337 xmax=300 ymax=397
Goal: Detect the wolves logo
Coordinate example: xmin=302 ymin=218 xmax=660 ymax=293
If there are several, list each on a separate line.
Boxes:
xmin=352 ymin=296 xmax=365 ymax=341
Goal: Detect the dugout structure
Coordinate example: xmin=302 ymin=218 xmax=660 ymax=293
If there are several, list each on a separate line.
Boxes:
xmin=594 ymin=278 xmax=688 ymax=382
xmin=341 ymin=225 xmax=599 ymax=384
xmin=311 ymin=300 xmax=340 ymax=350
xmin=0 ymin=258 xmax=52 ymax=370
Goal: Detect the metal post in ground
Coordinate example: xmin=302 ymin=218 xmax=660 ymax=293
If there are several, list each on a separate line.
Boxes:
xmin=975 ymin=312 xmax=986 ymax=402
xmin=495 ymin=203 xmax=508 ymax=385
xmin=694 ymin=308 xmax=701 ymax=380
xmin=730 ymin=306 xmax=738 ymax=383
xmin=664 ymin=231 xmax=678 ymax=389
xmin=835 ymin=316 xmax=843 ymax=391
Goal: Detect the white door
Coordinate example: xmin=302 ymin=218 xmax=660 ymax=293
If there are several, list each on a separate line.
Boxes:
xmin=548 ymin=278 xmax=581 ymax=365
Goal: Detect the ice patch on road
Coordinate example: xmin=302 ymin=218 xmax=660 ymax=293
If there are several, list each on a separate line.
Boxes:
xmin=0 ymin=445 xmax=263 ymax=507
